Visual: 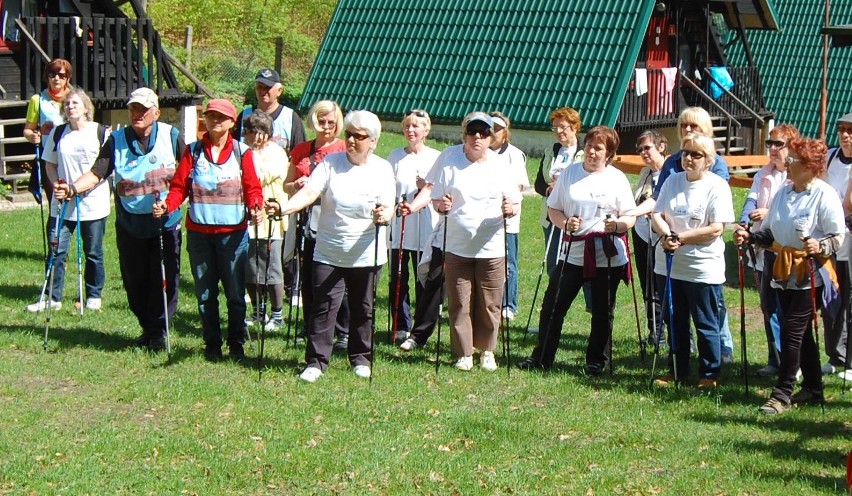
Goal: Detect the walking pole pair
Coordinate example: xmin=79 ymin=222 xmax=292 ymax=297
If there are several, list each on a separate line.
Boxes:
xmin=435 ymin=211 xmax=449 ymax=375
xmin=391 ymin=195 xmax=407 ymax=344
xmin=501 ymin=204 xmax=511 ymax=378
xmin=523 ymin=224 xmax=558 ymax=342
xmin=74 ymin=194 xmax=84 ymax=318
xmin=34 ymin=146 xmax=47 ymax=260
xmin=258 ymin=199 xmax=278 ymax=378
xmin=538 ymin=218 xmax=574 ymax=371
xmin=737 ymin=243 xmax=750 ymax=394
xmin=625 ymin=231 xmax=646 ymax=362
xmin=804 ymin=235 xmax=827 ymax=413
xmin=154 ymin=191 xmax=172 ymax=359
xmin=288 ymin=210 xmax=305 ymax=348
xmin=43 ymin=198 xmax=69 ymax=350
xmin=605 ymin=214 xmax=614 ymax=375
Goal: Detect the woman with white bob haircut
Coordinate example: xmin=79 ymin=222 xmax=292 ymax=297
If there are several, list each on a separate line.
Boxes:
xmin=275 ymin=110 xmax=396 ymax=383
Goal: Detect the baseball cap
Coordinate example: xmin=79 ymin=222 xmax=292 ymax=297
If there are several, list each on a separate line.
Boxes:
xmin=127 ymin=87 xmax=158 ymax=108
xmin=255 ymin=68 xmax=281 ymax=87
xmin=838 ymin=113 xmax=852 ymax=125
xmin=204 ymin=99 xmax=237 ymax=121
xmin=463 ymin=112 xmax=494 ymax=129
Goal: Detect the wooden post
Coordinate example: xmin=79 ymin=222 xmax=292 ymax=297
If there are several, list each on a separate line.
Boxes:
xmin=275 ymin=37 xmax=283 ymax=75
xmin=185 ymin=25 xmax=193 ymax=70
xmin=820 ymin=0 xmax=831 ymax=140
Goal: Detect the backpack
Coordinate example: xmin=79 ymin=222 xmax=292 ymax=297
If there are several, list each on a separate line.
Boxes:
xmin=52 ymin=122 xmax=109 ymax=152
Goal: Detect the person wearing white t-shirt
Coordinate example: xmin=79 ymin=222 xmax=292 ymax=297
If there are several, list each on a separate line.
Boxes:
xmin=277 ymin=111 xmax=395 ymax=383
xmin=387 ymin=109 xmax=441 ymax=343
xmin=518 ymin=126 xmax=636 ymax=375
xmin=28 ymin=89 xmax=110 ymax=313
xmin=489 ymin=111 xmax=530 ymax=322
xmin=737 ymin=137 xmax=845 ymax=415
xmin=430 ymin=112 xmax=521 ymax=372
xmin=824 ymin=113 xmax=852 ymax=379
xmin=652 ymin=134 xmax=734 ymax=389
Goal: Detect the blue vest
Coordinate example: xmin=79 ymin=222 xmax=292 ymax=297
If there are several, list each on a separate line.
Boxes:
xmin=38 ymin=89 xmax=64 ymax=126
xmin=188 ymin=140 xmax=249 ymax=226
xmin=240 ymin=106 xmax=293 ymax=150
xmin=112 ymin=124 xmax=182 ymax=236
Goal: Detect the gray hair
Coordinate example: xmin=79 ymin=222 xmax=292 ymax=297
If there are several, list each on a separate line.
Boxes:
xmin=60 ymin=88 xmax=95 ymax=121
xmin=344 ymin=110 xmax=381 ymax=139
xmin=243 ymin=109 xmax=273 ymax=135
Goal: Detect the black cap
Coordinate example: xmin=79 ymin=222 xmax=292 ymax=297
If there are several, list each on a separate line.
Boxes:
xmin=255 ymin=68 xmax=280 ymax=87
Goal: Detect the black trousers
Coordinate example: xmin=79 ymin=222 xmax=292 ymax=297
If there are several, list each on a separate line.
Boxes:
xmin=409 ymin=246 xmax=445 ymax=345
xmin=772 ymin=288 xmax=824 ymax=401
xmin=301 ymin=238 xmax=349 ymax=338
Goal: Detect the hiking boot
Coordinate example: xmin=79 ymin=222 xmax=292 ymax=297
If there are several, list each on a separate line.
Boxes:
xmin=821 ymin=362 xmax=837 ymax=375
xmin=332 ymin=337 xmax=348 ymax=352
xmin=697 ymin=378 xmax=718 ymax=390
xmin=146 ymin=338 xmax=167 ymax=352
xmin=791 ymin=387 xmax=824 ymax=405
xmin=264 ymin=318 xmax=283 ymax=332
xmin=759 ymin=397 xmax=791 ymax=415
xmin=204 ymin=345 xmax=223 ymax=362
xmin=133 ymin=334 xmax=150 ymax=347
xmin=26 ymin=298 xmax=61 ymax=313
xmin=228 ymin=344 xmax=246 ymax=361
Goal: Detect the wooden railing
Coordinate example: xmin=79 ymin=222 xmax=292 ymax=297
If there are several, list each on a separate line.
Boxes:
xmin=18 ymin=16 xmax=181 ymax=102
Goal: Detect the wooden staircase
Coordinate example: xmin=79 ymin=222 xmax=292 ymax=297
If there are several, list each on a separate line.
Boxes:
xmin=0 ymin=101 xmax=36 ymax=198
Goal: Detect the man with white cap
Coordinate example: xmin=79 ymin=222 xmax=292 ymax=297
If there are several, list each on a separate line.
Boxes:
xmin=235 ymin=68 xmax=306 ymax=152
xmin=56 ymin=87 xmax=184 ymax=352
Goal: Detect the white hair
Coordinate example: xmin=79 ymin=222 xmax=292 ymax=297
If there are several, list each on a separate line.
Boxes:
xmin=344 ymin=110 xmax=382 ymax=139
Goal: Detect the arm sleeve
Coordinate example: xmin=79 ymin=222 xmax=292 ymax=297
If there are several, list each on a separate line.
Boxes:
xmin=25 ymin=94 xmax=40 ymax=124
xmin=240 ymin=149 xmax=264 ymax=210
xmin=739 ymin=197 xmax=757 ymax=224
xmin=164 ymin=145 xmax=193 ymax=213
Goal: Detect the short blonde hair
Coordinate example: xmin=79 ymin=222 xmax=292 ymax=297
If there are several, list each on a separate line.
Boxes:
xmin=402 ymin=109 xmax=431 ymax=131
xmin=680 ymin=132 xmax=716 ymax=160
xmin=678 ymin=107 xmax=714 ymax=138
xmin=308 ymin=100 xmax=344 ymax=134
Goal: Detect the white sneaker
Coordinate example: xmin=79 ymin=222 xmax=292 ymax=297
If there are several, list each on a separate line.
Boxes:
xmin=755 ymin=364 xmax=779 ymax=377
xmin=85 ymin=297 xmax=102 ymax=311
xmin=837 ymin=369 xmax=852 ymax=381
xmin=821 ymin=362 xmax=837 ymax=375
xmin=454 ymin=355 xmax=473 ymax=371
xmin=501 ymin=308 xmax=515 ymax=321
xmin=353 ymin=365 xmax=371 ymax=378
xmin=299 ymin=366 xmax=323 ymax=383
xmin=481 ymin=351 xmax=498 ymax=371
xmin=796 ymin=369 xmax=803 ymax=382
xmin=26 ymin=298 xmax=61 ymax=312
xmin=399 ymin=338 xmax=418 ymax=352
xmin=264 ymin=318 xmax=283 ymax=332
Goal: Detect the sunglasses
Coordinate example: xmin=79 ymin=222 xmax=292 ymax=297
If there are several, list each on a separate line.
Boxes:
xmin=345 ymin=130 xmax=370 ymax=141
xmin=406 ymin=109 xmax=428 ymax=119
xmin=636 ymin=144 xmax=654 ymax=153
xmin=765 ymin=139 xmax=786 ymax=149
xmin=48 ymin=72 xmax=68 ymax=80
xmin=682 ymin=149 xmax=706 ymax=160
xmin=838 ymin=125 xmax=852 ymax=135
xmin=465 ymin=128 xmax=491 ymax=138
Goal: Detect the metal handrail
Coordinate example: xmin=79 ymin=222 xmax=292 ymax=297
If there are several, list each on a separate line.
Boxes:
xmin=679 ymin=73 xmax=742 ymax=128
xmin=703 ymin=68 xmax=765 ymax=125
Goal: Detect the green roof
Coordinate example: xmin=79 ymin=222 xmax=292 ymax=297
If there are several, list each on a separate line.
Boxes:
xmin=300 ymin=0 xmax=656 ymax=130
xmin=725 ymin=0 xmax=852 ymax=144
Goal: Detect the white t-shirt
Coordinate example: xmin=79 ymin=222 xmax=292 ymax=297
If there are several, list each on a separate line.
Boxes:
xmin=43 ymin=121 xmax=110 ymax=221
xmin=829 ymin=149 xmax=852 ymax=262
xmin=388 ymin=145 xmax=441 ymax=251
xmin=547 ymin=162 xmax=636 ymax=267
xmin=653 ymin=171 xmax=734 ymax=284
xmin=493 ymin=143 xmax=529 ymax=234
xmin=743 ymin=164 xmax=788 ymax=270
xmin=307 ymin=152 xmax=396 ymax=267
xmin=633 ymin=166 xmax=661 ymax=243
xmin=429 ymin=145 xmax=522 ymax=259
xmin=764 ymin=179 xmax=846 ymax=289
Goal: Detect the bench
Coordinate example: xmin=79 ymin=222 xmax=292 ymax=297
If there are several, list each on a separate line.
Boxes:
xmin=611 ymin=154 xmax=767 ymax=189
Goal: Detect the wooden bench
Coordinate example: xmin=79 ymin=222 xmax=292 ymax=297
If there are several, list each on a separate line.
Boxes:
xmin=611 ymin=154 xmax=768 ymax=189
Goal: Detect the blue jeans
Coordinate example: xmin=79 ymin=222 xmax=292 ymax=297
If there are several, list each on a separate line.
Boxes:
xmin=187 ymin=229 xmax=249 ymax=347
xmin=503 ymin=233 xmax=519 ymax=312
xmin=48 ymin=216 xmax=106 ymax=301
xmin=668 ymin=280 xmax=723 ymax=379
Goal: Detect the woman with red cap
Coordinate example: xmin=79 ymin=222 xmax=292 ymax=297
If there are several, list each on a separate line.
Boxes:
xmin=154 ymin=99 xmax=265 ymax=362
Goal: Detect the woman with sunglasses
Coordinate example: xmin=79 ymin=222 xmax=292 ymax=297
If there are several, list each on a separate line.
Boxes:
xmin=652 ymin=133 xmax=734 ymax=389
xmin=285 ymin=100 xmax=349 ymax=348
xmin=488 ymin=111 xmax=530 ymax=323
xmin=429 ymin=112 xmax=521 ymax=371
xmin=739 ymin=124 xmax=799 ymax=378
xmin=631 ymin=130 xmax=668 ymax=348
xmin=735 ymin=137 xmax=844 ymax=415
xmin=387 ymin=109 xmax=441 ymax=345
xmin=276 ymin=110 xmax=395 ymax=382
xmin=518 ymin=126 xmax=636 ymax=374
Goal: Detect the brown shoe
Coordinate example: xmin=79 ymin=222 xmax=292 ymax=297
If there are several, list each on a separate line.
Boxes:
xmin=759 ymin=397 xmax=791 ymax=415
xmin=653 ymin=374 xmax=680 ymax=387
xmin=697 ymin=378 xmax=718 ymax=389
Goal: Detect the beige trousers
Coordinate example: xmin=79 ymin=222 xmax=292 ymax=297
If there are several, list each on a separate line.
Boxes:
xmin=444 ymin=253 xmax=505 ymax=357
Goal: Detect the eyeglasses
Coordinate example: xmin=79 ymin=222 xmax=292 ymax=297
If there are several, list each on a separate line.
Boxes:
xmin=345 ymin=130 xmax=370 ymax=141
xmin=48 ymin=72 xmax=68 ymax=80
xmin=682 ymin=149 xmax=706 ymax=160
xmin=765 ymin=139 xmax=786 ymax=149
xmin=551 ymin=125 xmax=570 ymax=133
xmin=406 ymin=109 xmax=429 ymax=119
xmin=465 ymin=128 xmax=491 ymax=139
xmin=636 ymin=144 xmax=654 ymax=153
xmin=317 ymin=119 xmax=336 ymax=129
xmin=785 ymin=156 xmax=803 ymax=165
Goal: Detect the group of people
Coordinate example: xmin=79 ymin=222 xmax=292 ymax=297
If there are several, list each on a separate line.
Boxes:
xmin=22 ymin=59 xmax=852 ymax=415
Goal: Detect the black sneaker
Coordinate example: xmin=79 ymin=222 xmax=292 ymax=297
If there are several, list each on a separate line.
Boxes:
xmin=133 ymin=335 xmax=150 ymax=347
xmin=585 ymin=363 xmax=605 ymax=376
xmin=791 ymin=387 xmax=824 ymax=405
xmin=228 ymin=344 xmax=246 ymax=361
xmin=204 ymin=345 xmax=223 ymax=362
xmin=517 ymin=357 xmax=542 ymax=370
xmin=146 ymin=339 xmax=167 ymax=352
xmin=332 ymin=337 xmax=348 ymax=352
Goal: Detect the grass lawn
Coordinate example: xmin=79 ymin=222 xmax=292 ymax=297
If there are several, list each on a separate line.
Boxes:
xmin=1 ymin=133 xmax=850 ymax=494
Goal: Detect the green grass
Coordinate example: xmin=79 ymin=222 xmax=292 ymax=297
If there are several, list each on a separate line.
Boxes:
xmin=0 ymin=135 xmax=850 ymax=494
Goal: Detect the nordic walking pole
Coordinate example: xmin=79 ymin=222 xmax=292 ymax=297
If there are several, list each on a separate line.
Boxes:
xmin=287 ymin=210 xmax=303 ymax=347
xmin=538 ymin=218 xmax=574 ymax=371
xmin=737 ymin=243 xmax=750 ymax=395
xmin=605 ymin=213 xmax=615 ymax=375
xmin=803 ymin=233 xmax=826 ymax=413
xmin=370 ymin=197 xmax=384 ymax=385
xmin=436 ymin=202 xmax=450 ymax=375
xmin=391 ymin=195 xmax=406 ymax=344
xmin=259 ymin=198 xmax=278 ymax=379
xmin=154 ymin=191 xmax=172 ymax=360
xmin=648 ymin=234 xmax=662 ymax=385
xmin=744 ymin=222 xmax=781 ymax=373
xmin=43 ymin=198 xmax=68 ymax=350
xmin=74 ymin=194 xmax=83 ymax=317
xmin=523 ymin=223 xmax=557 ymax=343
xmin=664 ymin=235 xmax=679 ymax=389
xmin=502 ymin=197 xmax=511 ymax=378
xmin=627 ymin=233 xmax=646 ymax=362
xmin=35 ymin=146 xmax=47 ymax=260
